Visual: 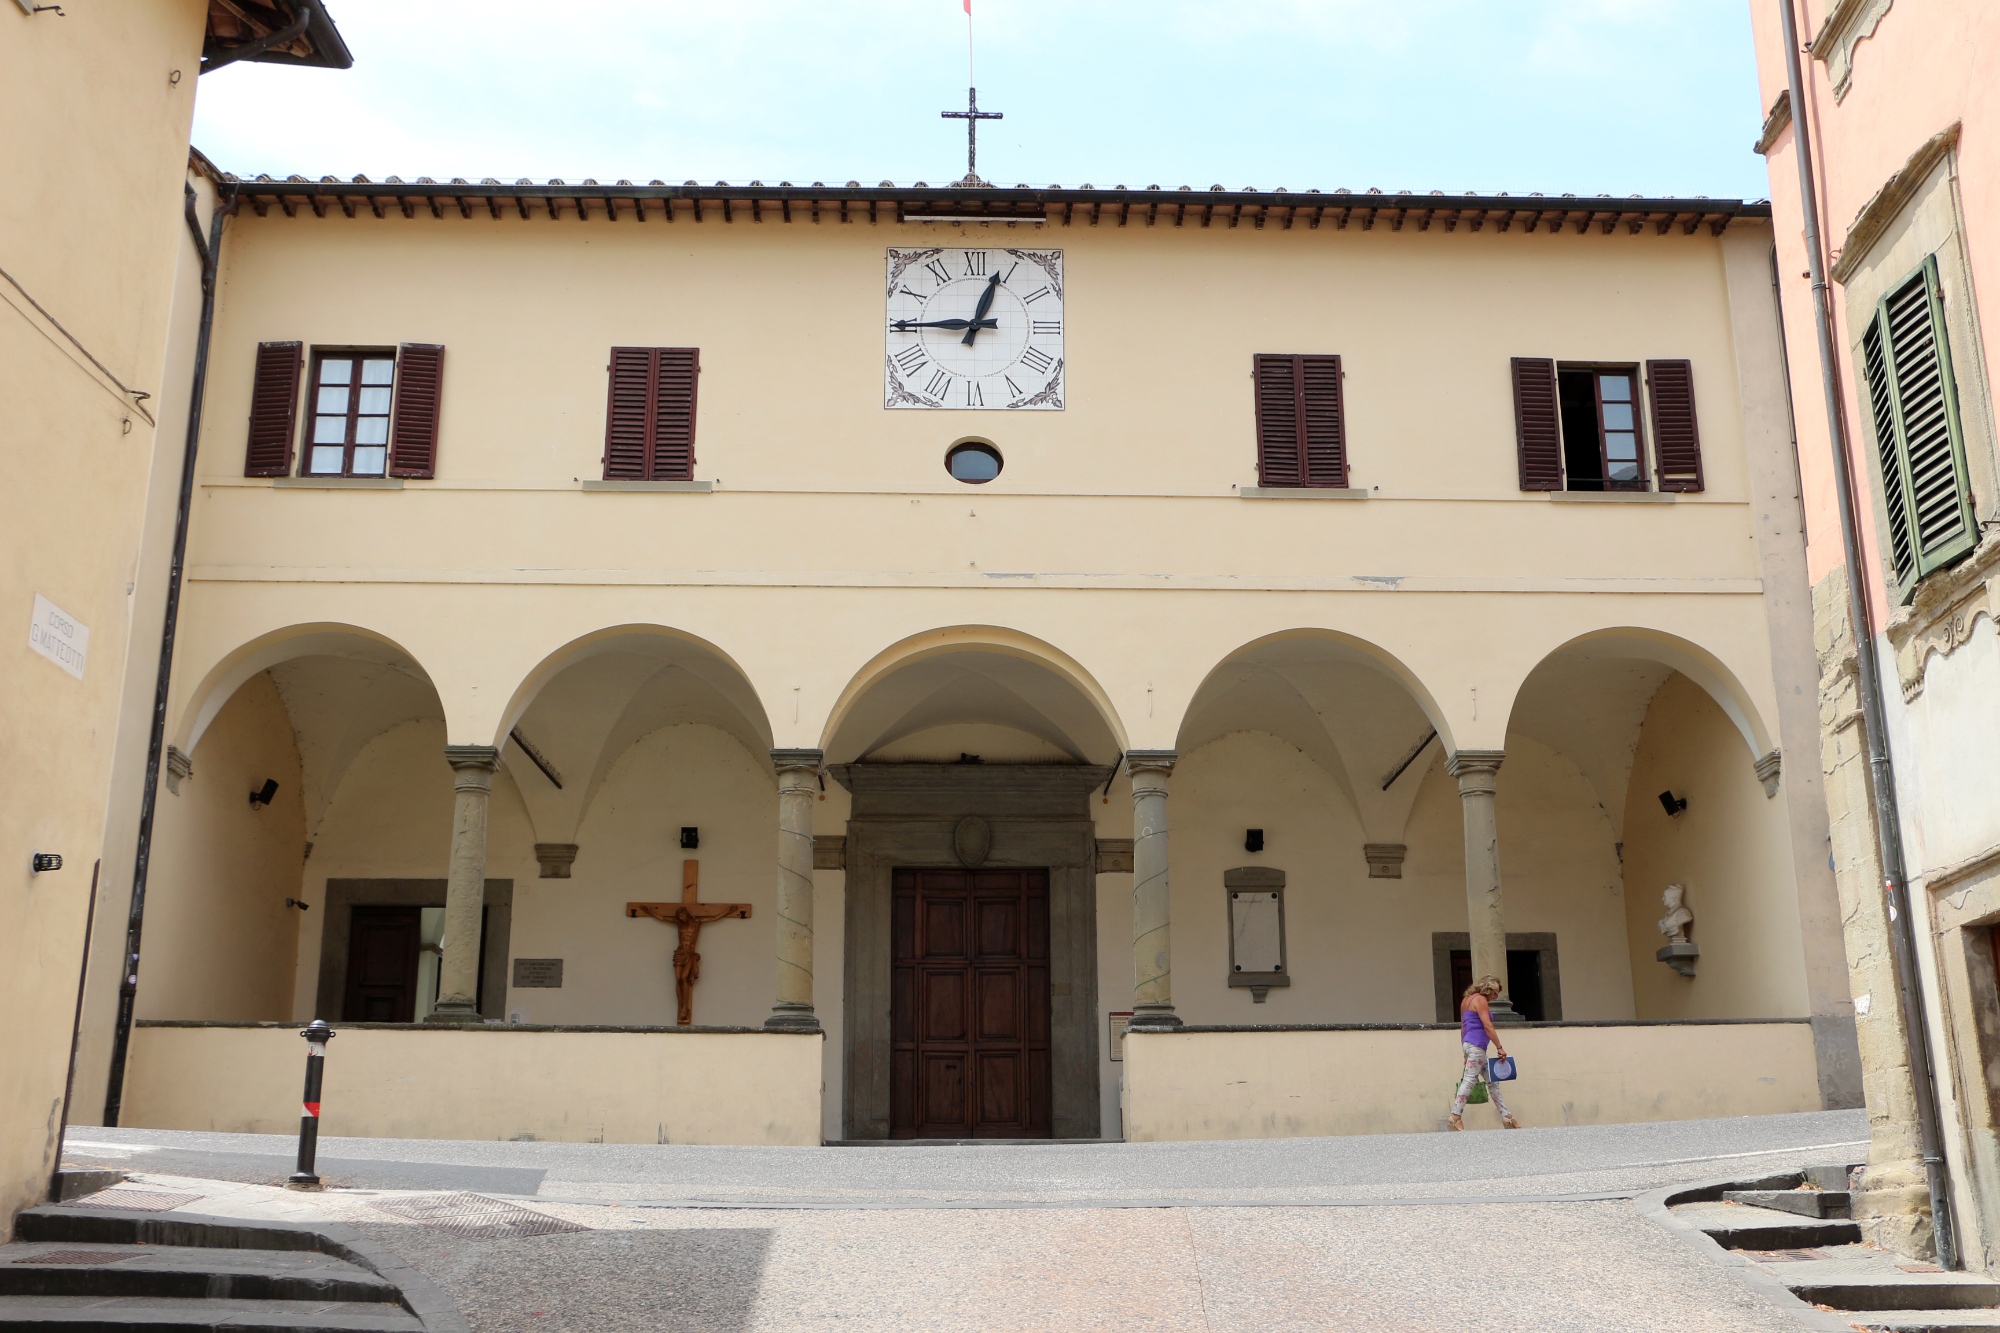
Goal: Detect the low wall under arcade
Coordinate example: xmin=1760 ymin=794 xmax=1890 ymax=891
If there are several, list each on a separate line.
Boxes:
xmin=1121 ymin=1020 xmax=1821 ymax=1141
xmin=125 ymin=1021 xmax=823 ymax=1146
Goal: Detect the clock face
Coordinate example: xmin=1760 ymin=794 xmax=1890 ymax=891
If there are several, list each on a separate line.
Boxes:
xmin=885 ymin=247 xmax=1064 ymax=410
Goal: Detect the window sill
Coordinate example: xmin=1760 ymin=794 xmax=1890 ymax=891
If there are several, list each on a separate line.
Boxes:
xmin=1238 ymin=486 xmax=1368 ymax=500
xmin=580 ymin=479 xmax=714 ymax=492
xmin=1546 ymin=490 xmax=1676 ymax=503
xmin=273 ymin=476 xmax=404 ymax=490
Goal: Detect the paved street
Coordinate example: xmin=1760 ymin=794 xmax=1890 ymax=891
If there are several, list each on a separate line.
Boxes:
xmin=66 ymin=1111 xmax=1870 ymax=1331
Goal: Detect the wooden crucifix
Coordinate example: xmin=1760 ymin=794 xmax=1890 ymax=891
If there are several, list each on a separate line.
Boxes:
xmin=626 ymin=860 xmax=751 ymax=1026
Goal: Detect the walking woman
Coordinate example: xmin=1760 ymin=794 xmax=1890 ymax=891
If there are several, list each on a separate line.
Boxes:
xmin=1450 ymin=975 xmax=1520 ymax=1130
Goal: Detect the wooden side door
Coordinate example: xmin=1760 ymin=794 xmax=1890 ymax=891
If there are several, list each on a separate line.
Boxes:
xmin=343 ymin=906 xmax=421 ymax=1022
xmin=891 ymin=868 xmax=1051 ymax=1138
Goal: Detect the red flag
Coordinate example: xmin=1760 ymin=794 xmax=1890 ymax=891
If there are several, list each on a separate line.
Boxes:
xmin=964 ymin=0 xmax=971 ymax=12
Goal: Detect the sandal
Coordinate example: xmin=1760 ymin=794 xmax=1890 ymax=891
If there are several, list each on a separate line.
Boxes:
xmin=1501 ymin=1115 xmax=1521 ymax=1129
xmin=1448 ymin=1114 xmax=1464 ymax=1131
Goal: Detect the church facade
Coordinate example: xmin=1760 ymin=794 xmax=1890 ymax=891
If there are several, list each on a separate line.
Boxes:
xmin=68 ymin=173 xmax=1860 ymax=1145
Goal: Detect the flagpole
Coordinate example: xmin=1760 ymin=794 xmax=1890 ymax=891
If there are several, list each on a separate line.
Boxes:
xmin=965 ymin=0 xmax=974 ymax=89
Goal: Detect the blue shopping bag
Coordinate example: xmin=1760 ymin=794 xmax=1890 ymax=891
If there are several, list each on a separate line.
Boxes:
xmin=1488 ymin=1054 xmax=1518 ymax=1082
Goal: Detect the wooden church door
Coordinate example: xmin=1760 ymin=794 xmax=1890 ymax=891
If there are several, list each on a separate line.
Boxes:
xmin=343 ymin=906 xmax=422 ymax=1022
xmin=891 ymin=868 xmax=1052 ymax=1138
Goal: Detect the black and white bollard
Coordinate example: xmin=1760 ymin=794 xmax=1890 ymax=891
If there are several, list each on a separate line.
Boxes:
xmin=287 ymin=1020 xmax=334 ymax=1189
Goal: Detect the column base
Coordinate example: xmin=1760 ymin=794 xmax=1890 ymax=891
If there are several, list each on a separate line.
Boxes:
xmin=1487 ymin=999 xmax=1527 ymax=1026
xmin=1126 ymin=1005 xmax=1182 ymax=1032
xmin=764 ymin=1005 xmax=823 ymax=1034
xmin=425 ymin=1001 xmax=484 ymax=1024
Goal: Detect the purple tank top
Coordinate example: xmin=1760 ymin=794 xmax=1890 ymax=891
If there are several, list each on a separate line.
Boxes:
xmin=1460 ymin=1004 xmax=1487 ymax=1046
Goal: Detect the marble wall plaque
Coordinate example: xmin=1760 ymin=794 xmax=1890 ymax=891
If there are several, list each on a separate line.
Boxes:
xmin=512 ymin=958 xmax=564 ymax=988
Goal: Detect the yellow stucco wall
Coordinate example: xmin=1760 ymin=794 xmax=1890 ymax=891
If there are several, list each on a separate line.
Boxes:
xmin=124 ymin=1024 xmax=823 ymax=1146
xmin=0 ymin=0 xmax=208 ymax=1234
xmin=1623 ymin=673 xmax=1811 ymax=1020
xmin=1122 ymin=1022 xmax=1822 ymax=1140
xmin=70 ymin=185 xmax=1850 ymax=1144
xmin=139 ymin=673 xmax=303 ymax=1022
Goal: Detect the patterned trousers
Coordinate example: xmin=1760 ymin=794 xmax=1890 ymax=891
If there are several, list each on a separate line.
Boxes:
xmin=1452 ymin=1041 xmax=1512 ymax=1118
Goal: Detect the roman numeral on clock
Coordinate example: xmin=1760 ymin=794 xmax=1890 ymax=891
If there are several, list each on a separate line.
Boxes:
xmin=965 ymin=380 xmax=984 ymax=407
xmin=1031 ymin=319 xmax=1062 ymax=336
xmin=1020 ymin=285 xmax=1052 ymax=305
xmin=1020 ymin=346 xmax=1054 ymax=373
xmin=962 ymin=251 xmax=987 ymax=277
xmin=893 ymin=345 xmax=927 ymax=373
xmin=924 ymin=259 xmax=952 ymax=285
xmin=925 ymin=368 xmax=954 ymax=399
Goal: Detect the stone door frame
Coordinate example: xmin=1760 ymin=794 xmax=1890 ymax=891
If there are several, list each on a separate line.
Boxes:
xmin=835 ymin=763 xmax=1111 ymax=1140
xmin=317 ymin=878 xmax=514 ymax=1022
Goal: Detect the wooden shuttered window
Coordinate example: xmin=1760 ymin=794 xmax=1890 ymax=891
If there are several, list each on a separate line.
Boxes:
xmin=243 ymin=341 xmax=304 ymax=476
xmin=1510 ymin=357 xmax=1563 ymax=490
xmin=1253 ymin=354 xmax=1347 ymax=487
xmin=1861 ymin=256 xmax=1978 ymax=588
xmin=603 ymin=346 xmax=699 ymax=481
xmin=1645 ymin=359 xmax=1704 ymax=492
xmin=388 ymin=343 xmax=445 ymax=478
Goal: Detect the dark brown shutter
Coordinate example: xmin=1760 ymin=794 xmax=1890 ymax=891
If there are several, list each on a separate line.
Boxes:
xmin=650 ymin=346 xmax=698 ymax=481
xmin=243 ymin=340 xmax=303 ymax=477
xmin=1299 ymin=355 xmax=1347 ymax=486
xmin=1254 ymin=354 xmax=1302 ymax=486
xmin=603 ymin=346 xmax=699 ymax=480
xmin=1510 ymin=356 xmax=1562 ymax=490
xmin=388 ymin=343 xmax=445 ymax=479
xmin=1646 ymin=359 xmax=1703 ymax=492
xmin=603 ymin=346 xmax=654 ymax=479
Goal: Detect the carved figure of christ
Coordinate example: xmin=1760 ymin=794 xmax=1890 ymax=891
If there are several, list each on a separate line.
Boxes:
xmin=626 ymin=860 xmax=752 ymax=1026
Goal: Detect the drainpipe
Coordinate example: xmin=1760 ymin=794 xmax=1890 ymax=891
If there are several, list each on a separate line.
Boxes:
xmin=101 ymin=181 xmax=231 ymax=1126
xmin=1777 ymin=0 xmax=1958 ymax=1270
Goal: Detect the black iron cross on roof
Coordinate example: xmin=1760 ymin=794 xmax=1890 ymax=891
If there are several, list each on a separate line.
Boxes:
xmin=943 ymin=86 xmax=1002 ymax=188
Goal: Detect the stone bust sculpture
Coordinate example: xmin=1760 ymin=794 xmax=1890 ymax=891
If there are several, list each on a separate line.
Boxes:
xmin=1658 ymin=884 xmax=1694 ymax=944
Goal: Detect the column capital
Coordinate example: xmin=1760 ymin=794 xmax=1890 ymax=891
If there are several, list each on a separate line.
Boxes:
xmin=771 ymin=748 xmax=825 ymax=774
xmin=444 ymin=744 xmax=502 ymax=771
xmin=1124 ymin=749 xmax=1178 ymax=776
xmin=444 ymin=744 xmax=501 ymax=792
xmin=1446 ymin=749 xmax=1505 ymax=781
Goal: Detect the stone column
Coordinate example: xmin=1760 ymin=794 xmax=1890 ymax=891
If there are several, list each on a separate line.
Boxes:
xmin=1448 ymin=749 xmax=1521 ymax=1025
xmin=1127 ymin=750 xmax=1181 ymax=1031
xmin=765 ymin=749 xmax=823 ymax=1032
xmin=430 ymin=744 xmax=501 ymax=1023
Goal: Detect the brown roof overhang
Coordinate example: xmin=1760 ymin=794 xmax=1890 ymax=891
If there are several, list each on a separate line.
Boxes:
xmin=218 ymin=176 xmax=1768 ymax=237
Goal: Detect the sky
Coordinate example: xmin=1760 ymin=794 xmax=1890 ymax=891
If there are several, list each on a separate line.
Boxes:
xmin=192 ymin=1 xmax=1774 ymax=202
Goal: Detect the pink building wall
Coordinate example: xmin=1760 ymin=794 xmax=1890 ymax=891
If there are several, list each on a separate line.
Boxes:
xmin=1751 ymin=0 xmax=1999 ymax=606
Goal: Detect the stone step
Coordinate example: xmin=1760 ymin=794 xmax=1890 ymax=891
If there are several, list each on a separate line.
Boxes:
xmin=0 ymin=1242 xmax=399 ymax=1304
xmin=1777 ymin=1270 xmax=2000 ymax=1312
xmin=1721 ymin=1188 xmax=1851 ymax=1219
xmin=1849 ymin=1313 xmax=2000 ymax=1332
xmin=0 ymin=1293 xmax=423 ymax=1330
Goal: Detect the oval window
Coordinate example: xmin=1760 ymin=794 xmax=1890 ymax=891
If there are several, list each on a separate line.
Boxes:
xmin=945 ymin=440 xmax=1003 ymax=484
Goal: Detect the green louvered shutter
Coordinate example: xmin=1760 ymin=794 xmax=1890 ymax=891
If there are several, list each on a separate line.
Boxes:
xmin=1861 ymin=255 xmax=1978 ymax=592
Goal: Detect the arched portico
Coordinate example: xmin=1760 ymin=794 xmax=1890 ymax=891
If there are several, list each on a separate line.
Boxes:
xmin=824 ymin=628 xmax=1121 ymax=1141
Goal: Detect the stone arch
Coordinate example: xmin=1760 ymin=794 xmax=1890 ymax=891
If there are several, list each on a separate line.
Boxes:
xmin=819 ymin=625 xmax=1128 ymax=765
xmin=1176 ymin=628 xmax=1455 ymax=846
xmin=492 ymin=625 xmax=778 ymax=847
xmin=1509 ymin=627 xmax=1775 ymax=763
xmin=493 ymin=624 xmax=773 ymax=754
xmin=173 ymin=622 xmax=441 ymax=756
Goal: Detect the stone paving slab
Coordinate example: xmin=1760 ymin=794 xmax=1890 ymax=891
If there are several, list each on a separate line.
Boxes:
xmin=55 ymin=1112 xmax=1887 ymax=1331
xmin=68 ymin=1111 xmax=1869 ymax=1208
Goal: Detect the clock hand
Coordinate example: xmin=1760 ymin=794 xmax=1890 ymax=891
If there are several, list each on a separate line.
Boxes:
xmin=961 ymin=272 xmax=1003 ymax=346
xmin=891 ymin=317 xmax=999 ymax=331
